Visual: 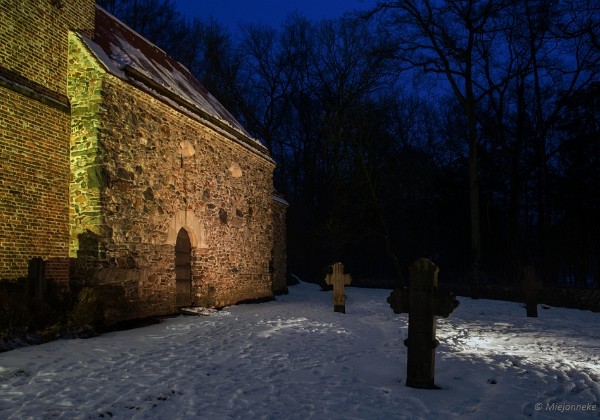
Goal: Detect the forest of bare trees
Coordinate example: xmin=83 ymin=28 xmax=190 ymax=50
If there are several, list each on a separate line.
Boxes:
xmin=98 ymin=0 xmax=599 ymax=290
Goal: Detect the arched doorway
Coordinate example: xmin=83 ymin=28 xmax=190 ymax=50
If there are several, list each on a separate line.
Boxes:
xmin=175 ymin=228 xmax=192 ymax=307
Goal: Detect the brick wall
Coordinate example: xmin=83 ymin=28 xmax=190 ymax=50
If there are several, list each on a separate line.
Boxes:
xmin=0 ymin=0 xmax=95 ymax=101
xmin=0 ymin=87 xmax=70 ymax=285
xmin=0 ymin=0 xmax=96 ymax=285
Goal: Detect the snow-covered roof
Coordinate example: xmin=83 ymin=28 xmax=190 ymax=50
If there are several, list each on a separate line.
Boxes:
xmin=78 ymin=6 xmax=271 ymax=160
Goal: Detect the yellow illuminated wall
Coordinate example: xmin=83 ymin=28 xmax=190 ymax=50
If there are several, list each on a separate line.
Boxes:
xmin=0 ymin=0 xmax=95 ymax=283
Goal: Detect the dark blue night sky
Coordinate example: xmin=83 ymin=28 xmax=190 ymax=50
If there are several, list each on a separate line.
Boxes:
xmin=173 ymin=0 xmax=377 ymax=33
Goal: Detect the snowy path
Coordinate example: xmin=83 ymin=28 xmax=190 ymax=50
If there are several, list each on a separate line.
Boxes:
xmin=1 ymin=282 xmax=599 ymax=419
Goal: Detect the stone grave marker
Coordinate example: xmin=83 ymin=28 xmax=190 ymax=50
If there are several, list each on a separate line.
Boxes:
xmin=387 ymin=258 xmax=459 ymax=389
xmin=522 ymin=265 xmax=541 ymax=317
xmin=325 ymin=262 xmax=352 ymax=313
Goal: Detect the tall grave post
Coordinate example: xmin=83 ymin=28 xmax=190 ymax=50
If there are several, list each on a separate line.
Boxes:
xmin=387 ymin=258 xmax=459 ymax=389
xmin=522 ymin=265 xmax=541 ymax=318
xmin=325 ymin=262 xmax=352 ymax=313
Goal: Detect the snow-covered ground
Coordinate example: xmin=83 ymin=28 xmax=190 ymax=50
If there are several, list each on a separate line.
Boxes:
xmin=1 ymin=281 xmax=599 ymax=419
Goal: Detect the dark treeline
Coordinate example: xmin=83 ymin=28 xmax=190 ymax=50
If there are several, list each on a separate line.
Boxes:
xmin=98 ymin=0 xmax=599 ymax=289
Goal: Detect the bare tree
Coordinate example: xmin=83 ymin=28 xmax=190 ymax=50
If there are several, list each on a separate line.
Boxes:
xmin=372 ymin=0 xmax=516 ymax=295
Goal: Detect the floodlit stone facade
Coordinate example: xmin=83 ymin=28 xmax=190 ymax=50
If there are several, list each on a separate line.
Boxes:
xmin=1 ymin=1 xmax=287 ymax=323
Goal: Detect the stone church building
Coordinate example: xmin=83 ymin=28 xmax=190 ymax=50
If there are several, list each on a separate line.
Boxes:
xmin=0 ymin=1 xmax=287 ymax=323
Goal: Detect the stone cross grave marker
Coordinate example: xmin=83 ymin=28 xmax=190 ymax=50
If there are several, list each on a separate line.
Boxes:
xmin=522 ymin=265 xmax=541 ymax=318
xmin=387 ymin=258 xmax=459 ymax=389
xmin=325 ymin=262 xmax=352 ymax=313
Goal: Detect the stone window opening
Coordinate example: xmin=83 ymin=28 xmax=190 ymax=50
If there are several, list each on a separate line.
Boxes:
xmin=229 ymin=162 xmax=242 ymax=178
xmin=179 ymin=141 xmax=196 ymax=207
xmin=180 ymin=140 xmax=196 ymax=169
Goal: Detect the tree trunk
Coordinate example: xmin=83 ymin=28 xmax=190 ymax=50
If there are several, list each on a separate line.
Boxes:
xmin=466 ymin=66 xmax=481 ymax=299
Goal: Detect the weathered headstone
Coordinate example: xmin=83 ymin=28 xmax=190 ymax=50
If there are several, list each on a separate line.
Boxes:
xmin=470 ymin=263 xmax=481 ymax=300
xmin=387 ymin=258 xmax=459 ymax=389
xmin=522 ymin=265 xmax=541 ymax=318
xmin=325 ymin=262 xmax=352 ymax=313
xmin=27 ymin=257 xmax=46 ymax=300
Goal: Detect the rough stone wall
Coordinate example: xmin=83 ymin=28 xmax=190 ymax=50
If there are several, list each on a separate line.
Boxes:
xmin=67 ymin=35 xmax=276 ymax=321
xmin=67 ymin=32 xmax=107 ymax=261
xmin=271 ymin=195 xmax=288 ymax=295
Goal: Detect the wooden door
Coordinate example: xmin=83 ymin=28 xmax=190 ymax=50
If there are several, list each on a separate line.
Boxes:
xmin=175 ymin=228 xmax=192 ymax=307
